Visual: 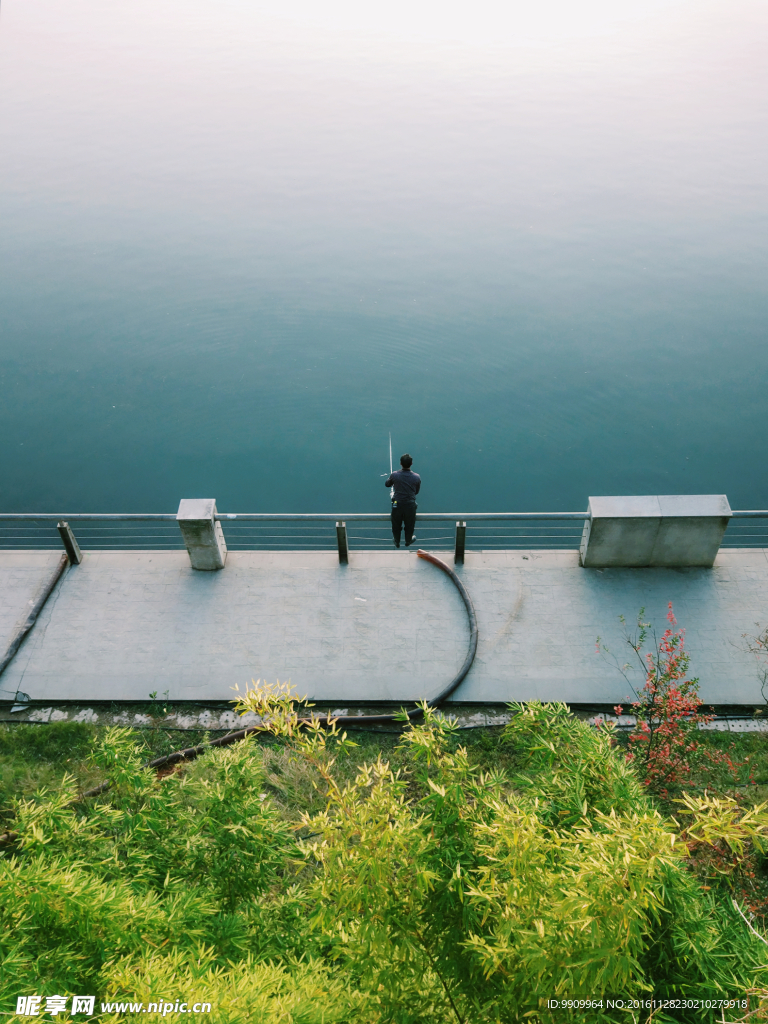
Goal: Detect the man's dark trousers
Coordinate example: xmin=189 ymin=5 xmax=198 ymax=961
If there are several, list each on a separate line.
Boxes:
xmin=391 ymin=500 xmax=417 ymax=547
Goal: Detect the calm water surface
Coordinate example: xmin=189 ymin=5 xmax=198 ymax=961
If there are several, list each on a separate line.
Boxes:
xmin=1 ymin=0 xmax=766 ymax=513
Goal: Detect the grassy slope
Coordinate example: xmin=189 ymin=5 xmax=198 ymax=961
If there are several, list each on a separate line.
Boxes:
xmin=0 ymin=722 xmax=213 ymax=830
xmin=3 ymin=719 xmax=767 ymax=818
xmin=0 ymin=721 xmax=531 ymax=826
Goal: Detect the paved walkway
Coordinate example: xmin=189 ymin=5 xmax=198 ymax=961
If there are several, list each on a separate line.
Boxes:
xmin=1 ymin=548 xmax=767 ymax=706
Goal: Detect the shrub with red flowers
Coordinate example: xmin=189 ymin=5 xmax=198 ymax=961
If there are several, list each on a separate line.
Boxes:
xmin=604 ymin=604 xmax=750 ymax=800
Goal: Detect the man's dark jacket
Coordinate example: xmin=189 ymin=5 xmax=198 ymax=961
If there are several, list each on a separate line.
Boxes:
xmin=385 ymin=469 xmax=421 ymax=503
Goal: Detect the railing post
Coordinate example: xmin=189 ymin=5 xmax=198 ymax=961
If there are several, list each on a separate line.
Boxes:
xmin=454 ymin=521 xmax=466 ymax=564
xmin=177 ymin=499 xmax=227 ymax=570
xmin=57 ymin=521 xmax=83 ymax=564
xmin=336 ymin=521 xmax=349 ymax=564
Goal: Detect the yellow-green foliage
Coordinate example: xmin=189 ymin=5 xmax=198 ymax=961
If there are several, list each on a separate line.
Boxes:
xmin=678 ymin=791 xmax=768 ymax=857
xmin=1 ymin=702 xmax=767 ymax=1023
xmin=102 ymin=953 xmax=367 ymax=1024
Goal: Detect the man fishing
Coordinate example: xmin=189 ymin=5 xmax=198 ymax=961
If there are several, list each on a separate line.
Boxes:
xmin=385 ymin=453 xmax=421 ymax=548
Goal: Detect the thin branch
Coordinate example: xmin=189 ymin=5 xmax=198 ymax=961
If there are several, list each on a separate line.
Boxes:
xmin=733 ymin=898 xmax=768 ymax=948
xmin=414 ymin=928 xmax=466 ymax=1024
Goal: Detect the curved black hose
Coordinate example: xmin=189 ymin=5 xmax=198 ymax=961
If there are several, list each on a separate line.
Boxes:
xmin=412 ymin=550 xmax=478 ymax=710
xmin=0 ymin=553 xmax=69 ymax=685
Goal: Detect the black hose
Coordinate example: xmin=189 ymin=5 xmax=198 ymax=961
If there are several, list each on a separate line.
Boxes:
xmin=412 ymin=550 xmax=479 ymax=709
xmin=0 ymin=553 xmax=69 ymax=685
xmin=0 ymin=549 xmax=479 ymax=839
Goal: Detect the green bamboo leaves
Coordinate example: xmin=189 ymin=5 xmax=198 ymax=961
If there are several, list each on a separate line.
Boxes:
xmin=2 ymin=698 xmax=768 ymax=1022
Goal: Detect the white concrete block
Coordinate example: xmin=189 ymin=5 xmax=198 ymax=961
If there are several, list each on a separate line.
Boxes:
xmin=176 ymin=499 xmax=227 ymax=570
xmin=580 ymin=494 xmax=731 ymax=568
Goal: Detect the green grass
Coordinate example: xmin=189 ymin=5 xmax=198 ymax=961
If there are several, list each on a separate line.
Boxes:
xmin=4 ymin=718 xmax=766 ymax=822
xmin=695 ymin=728 xmax=768 ymax=784
xmin=0 ymin=721 xmax=220 ymax=827
xmin=0 ymin=722 xmax=98 ymax=823
xmin=0 ymin=719 xmax=484 ymax=826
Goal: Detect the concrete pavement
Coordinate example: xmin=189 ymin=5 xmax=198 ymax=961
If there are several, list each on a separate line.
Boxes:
xmin=0 ymin=548 xmax=767 ymax=706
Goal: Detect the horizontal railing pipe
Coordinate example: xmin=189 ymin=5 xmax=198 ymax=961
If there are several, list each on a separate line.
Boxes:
xmin=214 ymin=512 xmax=591 ymax=521
xmin=0 ymin=514 xmax=178 ymax=521
xmin=2 ymin=511 xmax=768 ymax=559
xmin=0 ymin=511 xmax=765 ymax=521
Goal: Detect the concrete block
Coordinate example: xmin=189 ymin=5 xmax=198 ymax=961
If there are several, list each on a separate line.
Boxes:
xmin=176 ymin=499 xmax=227 ymax=570
xmin=580 ymin=494 xmax=731 ymax=568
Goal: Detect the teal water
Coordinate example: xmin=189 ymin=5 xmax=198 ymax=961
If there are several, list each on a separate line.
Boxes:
xmin=1 ymin=0 xmax=766 ymax=513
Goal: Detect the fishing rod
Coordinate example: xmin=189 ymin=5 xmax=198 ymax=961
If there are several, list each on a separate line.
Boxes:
xmin=380 ymin=431 xmax=394 ymax=499
xmin=389 ymin=431 xmax=394 ymax=499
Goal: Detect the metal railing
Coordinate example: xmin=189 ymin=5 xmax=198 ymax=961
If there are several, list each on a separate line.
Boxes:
xmin=0 ymin=515 xmax=184 ymax=552
xmin=0 ymin=511 xmax=588 ymax=560
xmin=721 ymin=511 xmax=768 ymax=547
xmin=215 ymin=512 xmax=588 ymax=554
xmin=0 ymin=510 xmax=766 ymax=559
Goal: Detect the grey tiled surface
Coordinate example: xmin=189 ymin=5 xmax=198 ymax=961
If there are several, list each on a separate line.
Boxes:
xmin=0 ymin=551 xmax=64 ymax=698
xmin=1 ymin=548 xmax=767 ymax=705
